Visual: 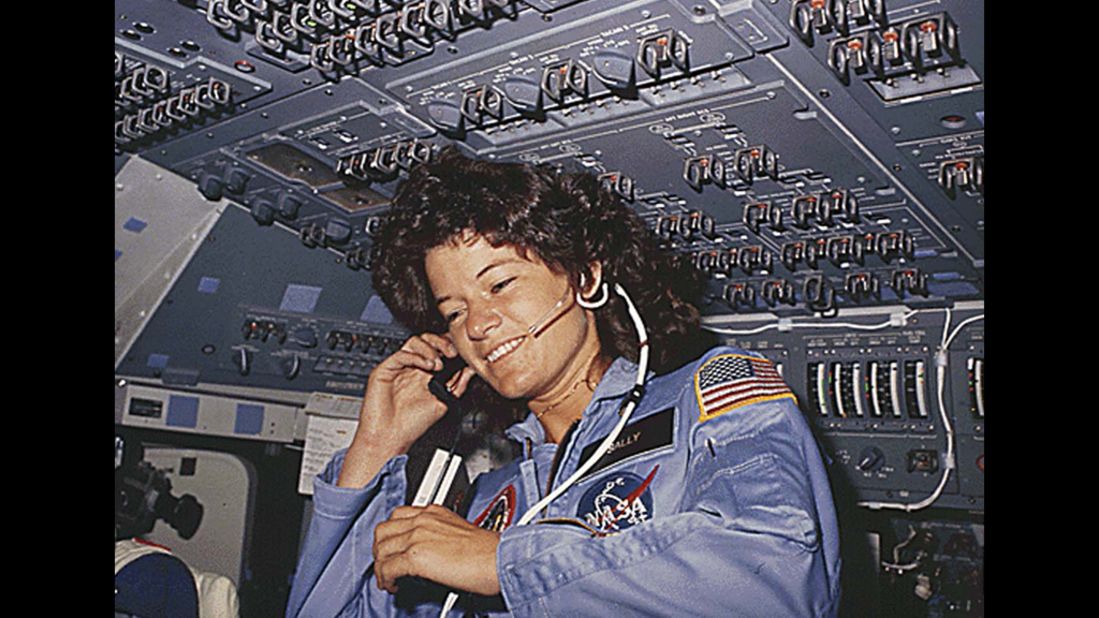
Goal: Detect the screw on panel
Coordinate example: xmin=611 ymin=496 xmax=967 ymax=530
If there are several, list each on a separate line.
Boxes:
xmin=818 ymin=89 xmax=830 ymax=98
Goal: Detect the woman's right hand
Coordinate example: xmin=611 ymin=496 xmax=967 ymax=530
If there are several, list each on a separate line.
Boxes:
xmin=337 ymin=332 xmax=475 ymax=488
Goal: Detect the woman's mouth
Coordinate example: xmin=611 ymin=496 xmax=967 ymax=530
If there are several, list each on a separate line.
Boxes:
xmin=486 ymin=336 xmax=526 ymax=364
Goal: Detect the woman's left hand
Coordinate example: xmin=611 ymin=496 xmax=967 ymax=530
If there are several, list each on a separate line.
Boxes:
xmin=373 ymin=505 xmax=502 ymax=596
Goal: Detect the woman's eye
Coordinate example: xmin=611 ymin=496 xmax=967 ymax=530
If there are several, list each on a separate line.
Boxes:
xmin=445 ymin=309 xmax=464 ymax=324
xmin=491 ymin=277 xmax=516 ymax=294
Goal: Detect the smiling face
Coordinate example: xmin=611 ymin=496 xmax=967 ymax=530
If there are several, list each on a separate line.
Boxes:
xmin=425 ymin=234 xmax=603 ymax=403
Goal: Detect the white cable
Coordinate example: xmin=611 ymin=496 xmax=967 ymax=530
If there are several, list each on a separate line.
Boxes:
xmin=864 ymin=362 xmax=955 ymax=511
xmin=516 ymin=282 xmax=649 ymax=526
xmin=706 ymin=322 xmax=778 ymax=336
xmin=858 ymin=312 xmax=983 ymax=512
xmin=940 ymin=307 xmax=952 ymax=348
xmin=704 ymin=310 xmax=918 ymax=336
xmin=944 ymin=314 xmax=984 ymax=350
xmin=881 ymin=561 xmax=921 ymax=573
xmin=440 ymin=282 xmax=650 ymax=617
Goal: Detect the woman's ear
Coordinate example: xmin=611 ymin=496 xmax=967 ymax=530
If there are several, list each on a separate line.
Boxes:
xmin=581 ymin=261 xmax=603 ymax=297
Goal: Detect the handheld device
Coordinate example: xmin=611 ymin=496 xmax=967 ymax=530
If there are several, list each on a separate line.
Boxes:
xmin=427 ymin=354 xmax=466 ymax=411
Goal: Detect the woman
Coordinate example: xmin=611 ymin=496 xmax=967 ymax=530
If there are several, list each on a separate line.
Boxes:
xmin=287 ymin=147 xmax=841 ymax=617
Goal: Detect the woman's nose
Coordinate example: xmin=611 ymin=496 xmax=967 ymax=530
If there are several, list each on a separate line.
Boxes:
xmin=465 ymin=302 xmax=501 ymax=340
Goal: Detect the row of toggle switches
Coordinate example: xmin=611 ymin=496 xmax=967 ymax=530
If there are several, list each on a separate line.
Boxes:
xmin=743 ymin=189 xmax=859 ymax=234
xmin=683 ymin=146 xmax=779 ymax=191
xmin=780 ymin=229 xmax=914 ymax=271
xmin=323 ymin=329 xmax=402 ymax=356
xmin=336 ymin=139 xmax=433 ymax=182
xmin=720 ymin=267 xmax=928 ymax=311
xmin=696 ymin=230 xmax=916 ymax=277
xmin=426 ymin=27 xmax=692 ymax=131
xmin=206 ymin=0 xmax=515 ymax=72
xmin=826 ymin=13 xmax=962 ymax=84
xmin=116 ymin=76 xmax=232 ymax=147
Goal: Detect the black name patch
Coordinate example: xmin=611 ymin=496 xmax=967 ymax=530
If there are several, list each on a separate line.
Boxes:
xmin=578 ymin=407 xmax=674 ymax=480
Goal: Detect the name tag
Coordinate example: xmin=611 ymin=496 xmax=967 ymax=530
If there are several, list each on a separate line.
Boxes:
xmin=577 ymin=407 xmax=675 ymax=480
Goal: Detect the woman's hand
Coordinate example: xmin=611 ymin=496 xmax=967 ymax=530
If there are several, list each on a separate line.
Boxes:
xmin=337 ymin=333 xmax=476 ymax=488
xmin=373 ymin=505 xmax=502 ymax=596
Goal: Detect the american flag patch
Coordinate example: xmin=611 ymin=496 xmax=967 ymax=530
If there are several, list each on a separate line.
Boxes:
xmin=694 ymin=354 xmax=796 ymax=422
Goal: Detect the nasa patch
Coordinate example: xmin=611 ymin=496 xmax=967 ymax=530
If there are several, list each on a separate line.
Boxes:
xmin=576 ymin=465 xmax=659 ymax=534
xmin=472 ymin=484 xmax=516 ymax=532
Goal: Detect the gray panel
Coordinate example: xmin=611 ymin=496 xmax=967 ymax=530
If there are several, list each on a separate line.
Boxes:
xmin=116 ymin=201 xmax=408 ymax=397
xmin=115 ymin=156 xmax=228 ymax=368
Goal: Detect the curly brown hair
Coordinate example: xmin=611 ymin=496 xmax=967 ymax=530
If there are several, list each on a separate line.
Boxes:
xmin=371 ymin=146 xmax=713 ymax=378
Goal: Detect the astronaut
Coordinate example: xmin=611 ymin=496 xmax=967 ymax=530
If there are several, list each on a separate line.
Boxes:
xmin=287 ymin=147 xmax=841 ymax=616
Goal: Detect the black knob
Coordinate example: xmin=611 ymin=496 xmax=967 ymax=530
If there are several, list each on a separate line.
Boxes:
xmin=501 ymin=76 xmax=543 ymax=113
xmin=198 ymin=175 xmax=224 ymax=201
xmin=224 ymin=169 xmax=250 ymax=194
xmin=325 ymin=218 xmax=353 ymax=245
xmin=592 ymin=49 xmax=636 ymax=90
xmin=251 ymin=200 xmax=276 ymax=226
xmin=278 ymin=193 xmax=302 ymax=219
xmin=425 ymin=100 xmax=465 ymax=132
xmin=857 ymin=447 xmax=885 ymax=472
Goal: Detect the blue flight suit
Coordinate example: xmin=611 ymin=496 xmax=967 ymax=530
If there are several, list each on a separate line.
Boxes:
xmin=287 ymin=346 xmax=841 ymax=617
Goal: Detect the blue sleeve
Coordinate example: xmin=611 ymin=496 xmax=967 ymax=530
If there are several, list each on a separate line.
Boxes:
xmin=285 ymin=450 xmax=410 ymax=618
xmin=495 ymin=391 xmax=840 ymax=616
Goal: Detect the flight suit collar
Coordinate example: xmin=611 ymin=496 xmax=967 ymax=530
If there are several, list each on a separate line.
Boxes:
xmin=504 ymin=356 xmax=646 ymax=449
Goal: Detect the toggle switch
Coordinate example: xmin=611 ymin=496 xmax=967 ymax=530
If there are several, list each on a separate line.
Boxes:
xmin=541 ymin=59 xmax=587 ymax=103
xmin=792 ymin=195 xmax=818 ymax=228
xmin=683 ymin=155 xmax=714 ymax=191
xmin=781 ymin=241 xmax=805 ymax=271
xmin=891 ymin=268 xmax=929 ymax=297
xmin=743 ymin=203 xmax=770 ymax=234
xmin=598 ymin=172 xmax=635 ymax=202
xmin=723 ymin=282 xmax=756 ymax=309
xmin=844 ymin=272 xmax=880 ymax=302
xmin=637 ymin=29 xmax=689 ymax=77
xmin=762 ymin=279 xmax=796 ymax=306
